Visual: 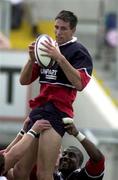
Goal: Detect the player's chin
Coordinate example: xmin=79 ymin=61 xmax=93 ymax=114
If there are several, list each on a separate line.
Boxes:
xmin=56 ymin=37 xmax=64 ymax=45
xmin=59 ymin=161 xmax=70 ymax=170
xmin=59 ymin=165 xmax=74 ymax=175
xmin=59 ymin=165 xmax=69 ymax=172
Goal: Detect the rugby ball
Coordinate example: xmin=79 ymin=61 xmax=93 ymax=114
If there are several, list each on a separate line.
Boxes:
xmin=62 ymin=117 xmax=74 ymax=124
xmin=34 ymin=34 xmax=55 ymax=68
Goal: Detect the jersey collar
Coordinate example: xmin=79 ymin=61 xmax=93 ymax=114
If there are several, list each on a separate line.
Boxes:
xmin=57 ymin=36 xmax=77 ymax=47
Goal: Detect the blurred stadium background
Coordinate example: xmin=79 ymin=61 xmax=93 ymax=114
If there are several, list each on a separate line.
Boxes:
xmin=0 ymin=0 xmax=118 ymax=179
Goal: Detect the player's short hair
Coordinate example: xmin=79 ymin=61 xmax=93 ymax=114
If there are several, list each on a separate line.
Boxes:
xmin=66 ymin=146 xmax=84 ymax=167
xmin=0 ymin=154 xmax=5 ymax=175
xmin=55 ymin=10 xmax=78 ymax=29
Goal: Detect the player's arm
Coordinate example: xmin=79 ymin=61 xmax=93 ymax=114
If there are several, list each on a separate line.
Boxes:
xmin=65 ymin=122 xmax=105 ymax=175
xmin=4 ymin=120 xmax=51 ymax=172
xmin=59 ymin=56 xmax=83 ymax=91
xmin=20 ymin=42 xmax=39 ymax=85
xmin=5 ymin=117 xmax=30 ymax=153
xmin=65 ymin=122 xmax=104 ymax=162
xmin=5 ymin=133 xmax=23 ymax=153
xmin=40 ymin=41 xmax=83 ymax=91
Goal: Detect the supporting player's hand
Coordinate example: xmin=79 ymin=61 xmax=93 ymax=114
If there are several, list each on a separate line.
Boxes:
xmin=64 ymin=123 xmax=78 ymax=137
xmin=22 ymin=117 xmax=30 ymax=132
xmin=32 ymin=119 xmax=52 ymax=133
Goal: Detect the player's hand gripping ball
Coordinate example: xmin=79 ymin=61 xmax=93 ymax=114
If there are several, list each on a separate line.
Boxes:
xmin=34 ymin=34 xmax=55 ymax=68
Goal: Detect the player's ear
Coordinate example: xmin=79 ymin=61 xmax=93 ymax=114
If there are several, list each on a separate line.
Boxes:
xmin=72 ymin=27 xmax=76 ymax=33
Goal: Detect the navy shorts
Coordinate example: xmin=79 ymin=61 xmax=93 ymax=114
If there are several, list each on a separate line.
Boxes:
xmin=27 ymin=102 xmax=68 ymax=137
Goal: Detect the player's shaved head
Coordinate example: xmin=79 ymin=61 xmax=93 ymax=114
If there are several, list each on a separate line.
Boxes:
xmin=65 ymin=146 xmax=84 ymax=167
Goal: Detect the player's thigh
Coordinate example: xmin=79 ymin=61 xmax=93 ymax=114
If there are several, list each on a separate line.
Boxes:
xmin=37 ymin=128 xmax=62 ymax=173
xmin=13 ymin=139 xmax=38 ymax=175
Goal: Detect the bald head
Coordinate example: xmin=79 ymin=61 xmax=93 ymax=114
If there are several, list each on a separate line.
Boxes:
xmin=65 ymin=146 xmax=84 ymax=167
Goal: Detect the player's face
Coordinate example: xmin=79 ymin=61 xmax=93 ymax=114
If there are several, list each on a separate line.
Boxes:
xmin=58 ymin=150 xmax=79 ymax=173
xmin=54 ymin=19 xmax=75 ymax=45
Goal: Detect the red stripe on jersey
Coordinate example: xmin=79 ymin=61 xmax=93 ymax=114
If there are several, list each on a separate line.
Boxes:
xmin=79 ymin=69 xmax=91 ymax=88
xmin=85 ymin=156 xmax=105 ymax=176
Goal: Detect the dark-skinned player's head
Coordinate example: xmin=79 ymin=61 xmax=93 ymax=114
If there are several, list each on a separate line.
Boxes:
xmin=58 ymin=146 xmax=84 ymax=175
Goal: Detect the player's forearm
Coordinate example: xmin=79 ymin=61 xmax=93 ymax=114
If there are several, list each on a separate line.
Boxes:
xmin=80 ymin=137 xmax=104 ymax=162
xmin=19 ymin=59 xmax=34 ymax=85
xmin=5 ymin=129 xmax=25 ymax=153
xmin=58 ymin=56 xmax=83 ymax=91
xmin=5 ymin=135 xmax=22 ymax=153
xmin=5 ymin=133 xmax=37 ymax=171
xmin=66 ymin=123 xmax=104 ymax=163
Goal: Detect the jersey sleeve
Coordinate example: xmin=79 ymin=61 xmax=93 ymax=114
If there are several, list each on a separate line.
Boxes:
xmin=73 ymin=48 xmax=93 ymax=89
xmin=30 ymin=62 xmax=40 ymax=82
xmin=78 ymin=69 xmax=91 ymax=88
xmin=85 ymin=156 xmax=105 ymax=177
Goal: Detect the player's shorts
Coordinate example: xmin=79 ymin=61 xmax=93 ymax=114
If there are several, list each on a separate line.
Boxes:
xmin=27 ymin=101 xmax=68 ymax=137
